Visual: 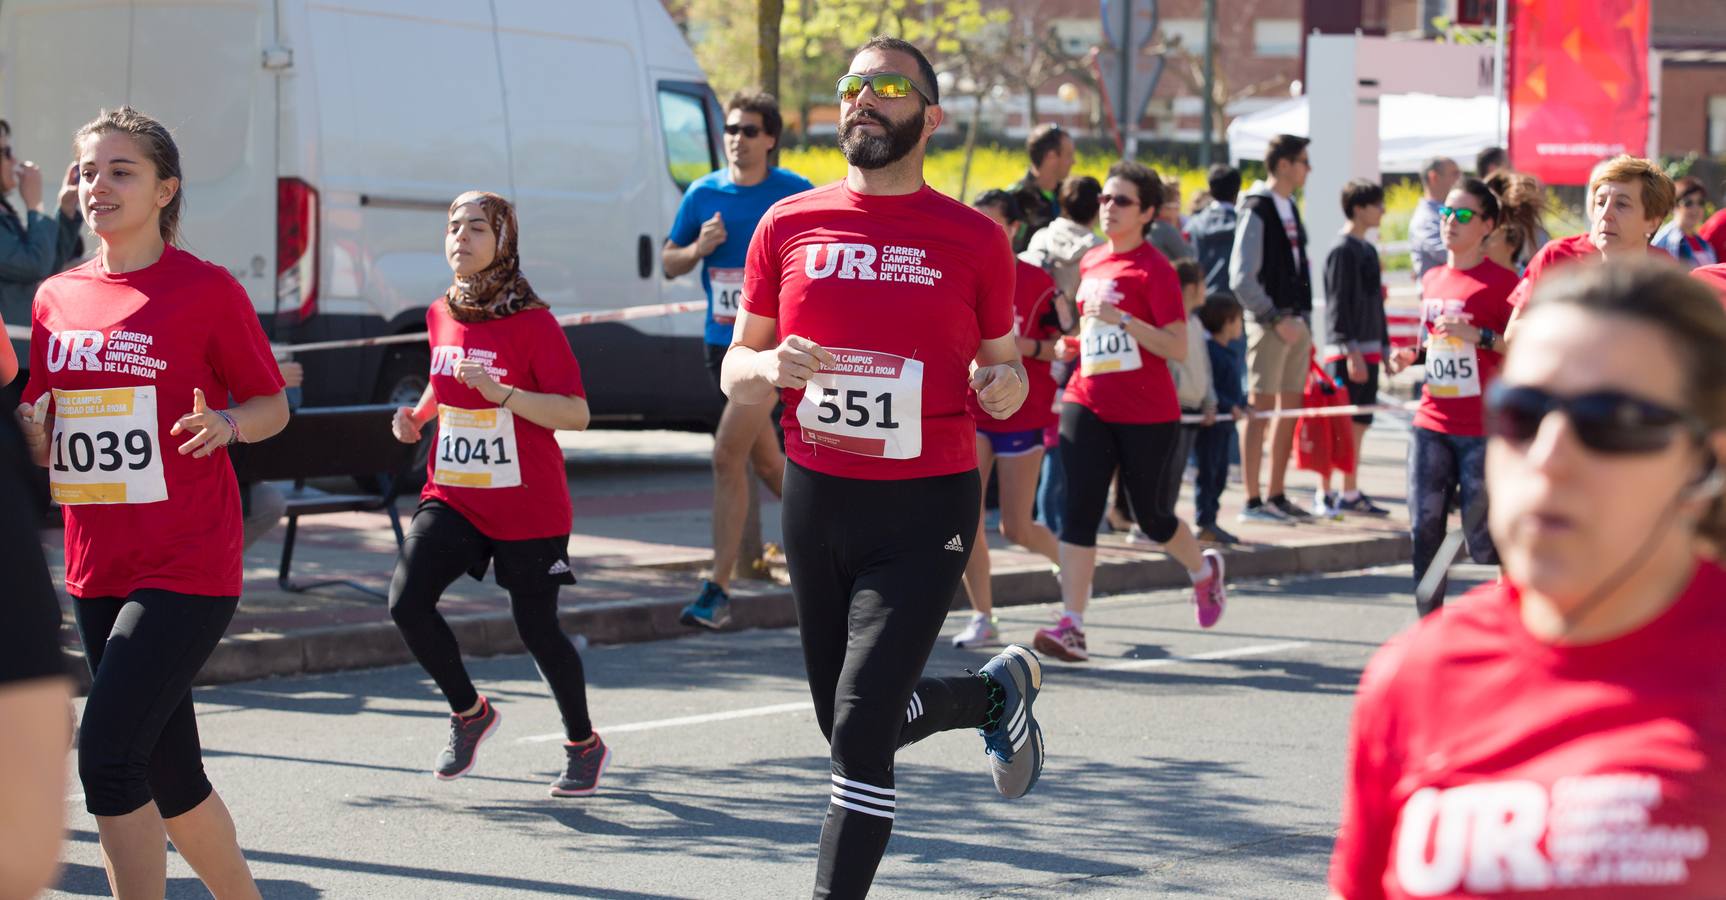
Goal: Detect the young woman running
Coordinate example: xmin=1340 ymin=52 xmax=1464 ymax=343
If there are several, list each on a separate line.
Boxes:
xmin=954 ymin=188 xmax=1065 ymax=649
xmin=1386 ymin=178 xmax=1518 ymax=615
xmin=1033 ymin=160 xmax=1227 ymax=664
xmin=1330 ymin=261 xmax=1726 ymax=898
xmin=387 ymin=191 xmax=607 ymax=796
xmin=16 ymin=106 xmax=286 ymax=899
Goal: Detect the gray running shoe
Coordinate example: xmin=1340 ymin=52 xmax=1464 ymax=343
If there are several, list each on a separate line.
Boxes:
xmin=978 ymin=645 xmax=1045 ymax=800
xmin=550 ymin=733 xmax=612 ymax=797
xmin=435 ymin=699 xmax=500 ymax=780
xmin=1238 ymin=499 xmax=1291 ymax=524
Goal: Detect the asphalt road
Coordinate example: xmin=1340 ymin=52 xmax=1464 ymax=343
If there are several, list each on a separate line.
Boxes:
xmin=48 ymin=564 xmax=1491 ymax=899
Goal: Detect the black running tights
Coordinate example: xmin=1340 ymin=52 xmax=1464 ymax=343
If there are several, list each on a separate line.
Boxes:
xmin=388 ymin=505 xmax=592 ymax=742
xmin=782 ymin=462 xmax=996 ymax=899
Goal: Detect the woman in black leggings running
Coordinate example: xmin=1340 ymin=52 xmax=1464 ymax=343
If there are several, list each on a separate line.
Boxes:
xmin=724 ymin=38 xmax=1047 ymax=898
xmin=387 ymin=191 xmax=606 ymax=796
xmin=16 ymin=107 xmax=287 ymax=898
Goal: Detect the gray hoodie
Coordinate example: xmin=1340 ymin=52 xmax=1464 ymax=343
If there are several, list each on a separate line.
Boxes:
xmin=1022 ymin=217 xmax=1104 ymax=306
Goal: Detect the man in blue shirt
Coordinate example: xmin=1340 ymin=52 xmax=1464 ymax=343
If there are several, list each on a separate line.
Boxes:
xmin=662 ymin=92 xmax=812 ymax=629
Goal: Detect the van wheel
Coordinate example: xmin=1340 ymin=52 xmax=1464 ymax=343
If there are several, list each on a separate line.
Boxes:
xmin=361 ymin=347 xmax=432 ymax=494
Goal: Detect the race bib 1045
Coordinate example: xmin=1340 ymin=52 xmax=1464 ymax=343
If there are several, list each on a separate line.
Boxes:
xmin=1425 ymin=336 xmax=1481 ymax=398
xmin=433 ymin=405 xmax=522 ymax=489
xmin=48 ymin=386 xmax=168 ymax=505
xmin=796 ymin=348 xmax=923 ymax=460
xmin=710 ymin=267 xmax=744 ymax=325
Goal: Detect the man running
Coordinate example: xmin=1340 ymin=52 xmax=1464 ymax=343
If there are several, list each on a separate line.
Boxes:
xmin=664 ymin=92 xmax=812 ymax=629
xmin=722 ymin=36 xmax=1046 ymax=899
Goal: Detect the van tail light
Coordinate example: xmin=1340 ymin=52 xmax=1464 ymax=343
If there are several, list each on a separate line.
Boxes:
xmin=276 ymin=178 xmax=318 ymax=323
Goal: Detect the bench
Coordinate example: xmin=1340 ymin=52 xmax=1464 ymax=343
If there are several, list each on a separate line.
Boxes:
xmin=230 ymin=404 xmax=417 ymax=598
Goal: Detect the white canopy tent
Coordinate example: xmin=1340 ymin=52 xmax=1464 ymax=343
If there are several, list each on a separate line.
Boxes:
xmin=1227 ymin=93 xmax=1507 ymax=174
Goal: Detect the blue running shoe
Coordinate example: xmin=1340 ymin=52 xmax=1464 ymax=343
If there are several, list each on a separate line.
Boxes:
xmin=679 ymin=580 xmax=732 ymax=630
xmin=978 ymin=644 xmax=1044 ymax=799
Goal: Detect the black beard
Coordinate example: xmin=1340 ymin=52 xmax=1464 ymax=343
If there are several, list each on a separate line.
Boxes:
xmin=839 ymin=107 xmax=924 ymax=170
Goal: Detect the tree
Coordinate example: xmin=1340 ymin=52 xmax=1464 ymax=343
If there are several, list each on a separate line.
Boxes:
xmin=759 ymin=0 xmax=784 ymax=99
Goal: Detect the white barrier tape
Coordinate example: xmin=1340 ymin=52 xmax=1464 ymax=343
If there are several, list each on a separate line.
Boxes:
xmin=271 ymin=300 xmax=708 ymax=356
xmin=6 ymin=300 xmax=710 ymax=353
xmin=1177 ymin=400 xmax=1417 ymax=424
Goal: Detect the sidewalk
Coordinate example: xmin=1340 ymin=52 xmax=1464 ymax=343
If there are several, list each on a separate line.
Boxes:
xmin=42 ymin=406 xmax=1423 ymax=687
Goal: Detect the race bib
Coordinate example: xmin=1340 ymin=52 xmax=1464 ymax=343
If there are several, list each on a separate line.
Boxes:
xmin=796 ymin=348 xmax=923 ymax=460
xmin=48 ymin=386 xmax=168 ymax=505
xmin=432 ymin=404 xmax=522 ymax=489
xmin=1079 ymin=319 xmax=1142 ymax=377
xmin=710 ymin=267 xmax=744 ymax=325
xmin=1424 ymin=335 xmax=1481 ymax=398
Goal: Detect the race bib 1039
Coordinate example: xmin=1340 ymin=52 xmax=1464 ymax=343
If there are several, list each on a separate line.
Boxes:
xmin=48 ymin=386 xmax=168 ymax=505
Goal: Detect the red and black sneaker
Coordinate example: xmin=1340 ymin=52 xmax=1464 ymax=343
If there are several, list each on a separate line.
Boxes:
xmin=550 ymin=733 xmax=612 ymax=797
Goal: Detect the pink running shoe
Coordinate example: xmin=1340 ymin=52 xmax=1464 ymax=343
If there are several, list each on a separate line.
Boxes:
xmin=1192 ymin=549 xmax=1227 ymax=628
xmin=1032 ymin=616 xmax=1089 ymax=662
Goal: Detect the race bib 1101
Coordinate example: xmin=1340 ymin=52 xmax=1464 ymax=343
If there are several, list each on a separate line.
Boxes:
xmin=796 ymin=348 xmax=923 ymax=460
xmin=433 ymin=405 xmax=522 ymax=489
xmin=1079 ymin=319 xmax=1143 ymax=377
xmin=48 ymin=386 xmax=168 ymax=505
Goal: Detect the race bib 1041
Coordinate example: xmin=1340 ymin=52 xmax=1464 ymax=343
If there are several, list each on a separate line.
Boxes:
xmin=710 ymin=267 xmax=744 ymax=325
xmin=48 ymin=386 xmax=168 ymax=505
xmin=433 ymin=405 xmax=522 ymax=489
xmin=796 ymin=348 xmax=923 ymax=460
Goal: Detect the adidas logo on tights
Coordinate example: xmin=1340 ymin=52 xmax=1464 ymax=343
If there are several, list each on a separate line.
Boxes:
xmin=944 ymin=534 xmax=965 ymax=552
xmin=547 ymin=559 xmax=571 ymax=576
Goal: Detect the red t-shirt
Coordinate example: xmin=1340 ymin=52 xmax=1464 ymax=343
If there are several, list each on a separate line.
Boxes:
xmin=22 ymin=246 xmax=285 ymax=598
xmin=1414 ymin=262 xmax=1517 ymax=437
xmin=1509 ymin=234 xmax=1595 ymax=310
xmin=1330 ymin=559 xmax=1726 ymax=900
xmin=741 ymin=182 xmax=1015 ymax=480
xmin=968 ymin=260 xmax=1060 ymax=434
xmin=420 ymin=301 xmax=585 ymax=540
xmin=1061 ymin=241 xmax=1186 ymax=425
xmin=1690 ymin=264 xmax=1726 ymax=307
xmin=1699 ymin=209 xmax=1726 ymax=265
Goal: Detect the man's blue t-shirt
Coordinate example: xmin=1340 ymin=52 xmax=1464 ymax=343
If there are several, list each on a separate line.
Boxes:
xmin=668 ymin=167 xmax=813 ymax=346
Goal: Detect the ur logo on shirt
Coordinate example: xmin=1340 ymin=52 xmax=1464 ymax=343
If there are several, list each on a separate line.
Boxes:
xmin=430 ymin=345 xmax=465 ymax=377
xmin=804 ymin=242 xmax=946 ymax=286
xmin=45 ymin=330 xmax=105 ymax=373
xmin=1394 ymin=776 xmax=1709 ymax=894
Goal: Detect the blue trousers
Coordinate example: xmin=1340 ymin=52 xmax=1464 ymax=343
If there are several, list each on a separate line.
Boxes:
xmin=1409 ymin=426 xmax=1497 ymax=615
xmin=1194 ymin=420 xmax=1234 ymax=529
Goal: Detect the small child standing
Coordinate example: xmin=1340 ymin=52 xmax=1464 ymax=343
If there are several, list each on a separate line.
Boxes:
xmin=1195 ymin=295 xmax=1248 ymax=544
xmin=1317 ymin=179 xmax=1391 ymax=517
xmin=1166 ymin=258 xmax=1216 ymax=524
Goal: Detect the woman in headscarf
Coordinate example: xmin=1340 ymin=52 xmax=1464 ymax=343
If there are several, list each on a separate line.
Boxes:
xmin=387 ymin=191 xmax=609 ymax=797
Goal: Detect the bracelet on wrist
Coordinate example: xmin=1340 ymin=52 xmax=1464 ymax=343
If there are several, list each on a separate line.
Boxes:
xmin=501 ymin=386 xmax=517 ymax=408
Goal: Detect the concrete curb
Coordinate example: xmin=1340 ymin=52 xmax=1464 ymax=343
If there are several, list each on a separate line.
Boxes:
xmin=178 ymin=531 xmax=1413 ymax=687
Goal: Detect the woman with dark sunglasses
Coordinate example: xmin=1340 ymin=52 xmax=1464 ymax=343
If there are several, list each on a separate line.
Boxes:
xmin=1386 ymin=178 xmax=1518 ymax=614
xmin=1652 ymin=177 xmax=1717 ymax=270
xmin=1329 ymin=262 xmax=1726 ymax=899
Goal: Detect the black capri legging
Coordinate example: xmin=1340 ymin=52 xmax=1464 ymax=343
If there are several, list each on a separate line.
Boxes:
xmin=75 ymin=590 xmax=238 ymax=818
xmin=1059 ymin=403 xmax=1184 ymax=547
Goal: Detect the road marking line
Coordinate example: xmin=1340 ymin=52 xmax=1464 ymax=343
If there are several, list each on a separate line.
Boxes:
xmin=1097 ymin=640 xmax=1312 ymax=672
xmin=517 ymin=642 xmax=1312 ymax=743
xmin=516 ymin=700 xmax=814 ymax=744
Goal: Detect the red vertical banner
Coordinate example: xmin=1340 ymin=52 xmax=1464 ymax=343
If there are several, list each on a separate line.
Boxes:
xmin=1508 ymin=0 xmax=1651 ymax=186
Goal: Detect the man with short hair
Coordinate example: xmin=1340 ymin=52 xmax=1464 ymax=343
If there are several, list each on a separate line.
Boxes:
xmin=0 ymin=118 xmax=83 ymax=335
xmin=1230 ymin=134 xmax=1314 ymax=523
xmin=1148 ymin=179 xmax=1194 ymax=261
xmin=723 ymin=36 xmax=1045 ymax=897
xmin=1007 ymin=123 xmax=1074 ymax=252
xmin=663 ymin=92 xmax=813 ymax=629
xmin=1475 ymin=145 xmax=1507 ymax=178
xmin=1189 ymin=163 xmax=1242 ymax=297
xmin=1407 ymin=156 xmax=1459 ymax=282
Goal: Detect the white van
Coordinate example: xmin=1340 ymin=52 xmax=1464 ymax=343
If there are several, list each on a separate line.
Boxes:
xmin=0 ymin=0 xmax=726 ymax=429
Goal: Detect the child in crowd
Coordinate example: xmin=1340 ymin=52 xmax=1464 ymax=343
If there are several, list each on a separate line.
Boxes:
xmin=1317 ymin=179 xmax=1391 ymax=517
xmin=1195 ymin=295 xmax=1248 ymax=544
xmin=1166 ymin=259 xmax=1216 ymax=527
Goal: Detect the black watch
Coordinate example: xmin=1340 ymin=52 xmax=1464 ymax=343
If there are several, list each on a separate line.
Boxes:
xmin=1477 ymin=327 xmax=1496 ymax=350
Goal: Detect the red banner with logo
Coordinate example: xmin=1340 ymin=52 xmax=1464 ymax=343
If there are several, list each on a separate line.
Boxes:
xmin=1508 ymin=0 xmax=1651 ymax=186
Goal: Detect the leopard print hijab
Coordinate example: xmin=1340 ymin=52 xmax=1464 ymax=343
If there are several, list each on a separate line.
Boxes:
xmin=444 ymin=191 xmax=547 ymax=323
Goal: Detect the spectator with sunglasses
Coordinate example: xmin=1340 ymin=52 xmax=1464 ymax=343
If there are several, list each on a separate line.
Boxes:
xmin=1 ymin=118 xmax=84 ymax=348
xmin=1329 ymin=262 xmax=1726 ymax=899
xmin=1387 ymin=178 xmax=1518 ymax=614
xmin=1651 ymin=176 xmax=1717 ymax=270
xmin=664 ymin=92 xmax=812 ymax=630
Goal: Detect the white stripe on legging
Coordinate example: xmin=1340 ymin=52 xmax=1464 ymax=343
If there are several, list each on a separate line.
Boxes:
xmin=831 ymin=786 xmax=897 ymax=809
xmin=831 ymin=773 xmax=896 ymax=797
xmin=830 ymin=796 xmax=895 ymax=819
